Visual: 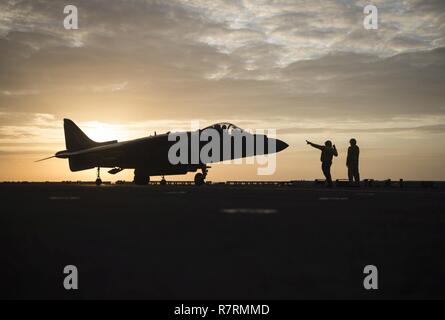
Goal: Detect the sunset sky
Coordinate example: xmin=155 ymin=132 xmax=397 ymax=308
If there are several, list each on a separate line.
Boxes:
xmin=1 ymin=0 xmax=445 ymax=182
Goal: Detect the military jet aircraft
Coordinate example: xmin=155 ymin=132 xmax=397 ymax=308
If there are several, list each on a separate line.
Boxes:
xmin=37 ymin=119 xmax=288 ymax=185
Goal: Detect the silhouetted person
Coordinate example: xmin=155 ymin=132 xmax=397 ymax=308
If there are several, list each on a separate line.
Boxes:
xmin=347 ymin=138 xmax=360 ymax=184
xmin=306 ymin=140 xmax=338 ymax=187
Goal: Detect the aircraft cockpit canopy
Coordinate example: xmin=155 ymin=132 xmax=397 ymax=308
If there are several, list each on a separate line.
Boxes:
xmin=203 ymin=122 xmax=244 ymax=134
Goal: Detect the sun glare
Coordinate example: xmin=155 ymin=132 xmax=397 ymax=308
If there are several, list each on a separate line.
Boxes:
xmin=83 ymin=122 xmax=120 ymax=142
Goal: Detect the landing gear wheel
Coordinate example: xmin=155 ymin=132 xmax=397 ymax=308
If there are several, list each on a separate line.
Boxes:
xmin=134 ymin=173 xmax=150 ymax=185
xmin=194 ymin=173 xmax=205 ymax=186
xmin=160 ymin=176 xmax=167 ymax=186
xmin=95 ymin=167 xmax=102 ymax=186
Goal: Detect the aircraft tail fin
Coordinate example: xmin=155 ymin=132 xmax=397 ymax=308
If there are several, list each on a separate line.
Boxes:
xmin=64 ymin=119 xmax=98 ymax=151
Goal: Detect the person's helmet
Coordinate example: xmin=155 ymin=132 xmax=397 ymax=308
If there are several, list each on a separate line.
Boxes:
xmin=325 ymin=140 xmax=332 ymax=147
xmin=350 ymin=138 xmax=357 ymax=145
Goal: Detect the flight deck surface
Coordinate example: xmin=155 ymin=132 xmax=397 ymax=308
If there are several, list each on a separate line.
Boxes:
xmin=1 ymin=183 xmax=444 ymax=299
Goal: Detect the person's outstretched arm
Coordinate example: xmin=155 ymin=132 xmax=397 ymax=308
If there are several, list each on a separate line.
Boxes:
xmin=306 ymin=140 xmax=323 ymax=150
xmin=333 ymin=144 xmax=338 ymax=157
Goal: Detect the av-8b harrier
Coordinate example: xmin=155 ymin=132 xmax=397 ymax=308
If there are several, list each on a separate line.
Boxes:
xmin=37 ymin=119 xmax=288 ymax=185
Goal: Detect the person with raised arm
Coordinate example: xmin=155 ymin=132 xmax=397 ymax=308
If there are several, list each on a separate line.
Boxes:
xmin=306 ymin=140 xmax=338 ymax=187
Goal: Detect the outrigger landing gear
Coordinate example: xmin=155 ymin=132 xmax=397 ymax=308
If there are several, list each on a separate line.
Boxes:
xmin=95 ymin=167 xmax=102 ymax=186
xmin=160 ymin=176 xmax=167 ymax=186
xmin=194 ymin=166 xmax=209 ymax=186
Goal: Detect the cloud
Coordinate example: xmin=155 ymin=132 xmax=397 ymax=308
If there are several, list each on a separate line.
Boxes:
xmin=280 ymin=124 xmax=445 ymax=135
xmin=0 ymin=0 xmax=444 ymax=126
xmin=2 ymin=89 xmax=39 ymax=96
xmin=90 ymin=81 xmax=128 ymax=93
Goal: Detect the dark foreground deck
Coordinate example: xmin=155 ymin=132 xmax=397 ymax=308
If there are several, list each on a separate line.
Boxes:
xmin=1 ymin=183 xmax=445 ymax=299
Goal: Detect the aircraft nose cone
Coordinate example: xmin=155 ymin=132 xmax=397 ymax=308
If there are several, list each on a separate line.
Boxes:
xmin=276 ymin=139 xmax=289 ymax=152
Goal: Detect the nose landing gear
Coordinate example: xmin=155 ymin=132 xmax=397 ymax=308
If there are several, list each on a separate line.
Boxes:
xmin=194 ymin=166 xmax=210 ymax=186
xmin=194 ymin=173 xmax=204 ymax=186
